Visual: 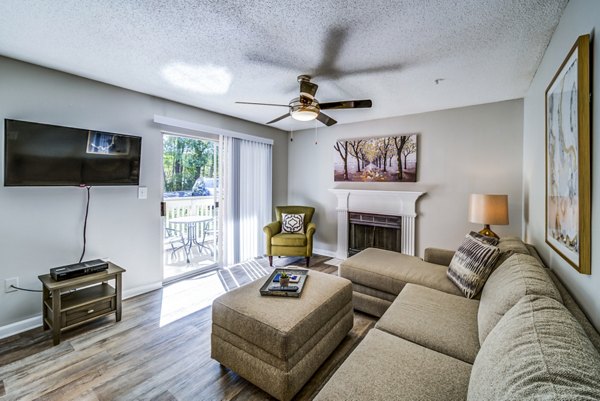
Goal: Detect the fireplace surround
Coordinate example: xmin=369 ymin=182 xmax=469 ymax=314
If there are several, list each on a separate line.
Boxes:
xmin=329 ymin=189 xmax=425 ymax=259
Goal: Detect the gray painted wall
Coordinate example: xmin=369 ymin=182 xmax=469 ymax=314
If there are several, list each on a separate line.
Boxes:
xmin=523 ymin=0 xmax=600 ymax=329
xmin=288 ymin=99 xmax=524 ymax=257
xmin=0 ymin=56 xmax=287 ymax=328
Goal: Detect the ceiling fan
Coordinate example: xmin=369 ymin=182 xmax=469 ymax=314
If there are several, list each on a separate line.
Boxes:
xmin=236 ymin=75 xmax=372 ymax=126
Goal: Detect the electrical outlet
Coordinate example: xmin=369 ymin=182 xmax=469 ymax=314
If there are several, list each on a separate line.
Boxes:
xmin=4 ymin=277 xmax=19 ymax=293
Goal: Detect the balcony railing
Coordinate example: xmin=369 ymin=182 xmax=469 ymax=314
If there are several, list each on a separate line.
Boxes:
xmin=164 ymin=196 xmax=217 ymax=237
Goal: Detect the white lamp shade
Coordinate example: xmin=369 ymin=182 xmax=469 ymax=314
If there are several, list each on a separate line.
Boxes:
xmin=468 ymin=194 xmax=509 ymax=225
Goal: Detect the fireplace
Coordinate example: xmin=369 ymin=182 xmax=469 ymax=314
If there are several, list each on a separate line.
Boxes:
xmin=348 ymin=212 xmax=402 ymax=256
xmin=329 ymin=189 xmax=425 ymax=259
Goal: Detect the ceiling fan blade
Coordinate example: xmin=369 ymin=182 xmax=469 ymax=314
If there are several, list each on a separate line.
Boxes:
xmin=300 ymin=80 xmax=318 ymax=98
xmin=267 ymin=113 xmax=291 ymax=124
xmin=236 ymin=101 xmax=290 ymax=107
xmin=319 ymin=99 xmax=372 ymax=110
xmin=316 ymin=112 xmax=337 ymax=126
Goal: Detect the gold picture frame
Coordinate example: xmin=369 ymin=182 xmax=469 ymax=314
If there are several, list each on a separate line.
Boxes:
xmin=545 ymin=34 xmax=591 ymax=274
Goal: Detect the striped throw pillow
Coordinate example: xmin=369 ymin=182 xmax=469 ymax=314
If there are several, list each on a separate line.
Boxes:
xmin=447 ymin=232 xmax=500 ymax=298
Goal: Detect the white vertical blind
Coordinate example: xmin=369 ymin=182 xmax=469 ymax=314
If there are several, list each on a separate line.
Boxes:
xmin=219 ymin=136 xmax=272 ymax=266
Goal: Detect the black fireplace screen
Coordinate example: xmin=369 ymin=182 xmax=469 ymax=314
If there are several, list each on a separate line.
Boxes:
xmin=348 ymin=212 xmax=402 ymax=256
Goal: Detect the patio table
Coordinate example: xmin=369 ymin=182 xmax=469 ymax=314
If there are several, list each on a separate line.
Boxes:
xmin=169 ymin=215 xmax=214 ymax=260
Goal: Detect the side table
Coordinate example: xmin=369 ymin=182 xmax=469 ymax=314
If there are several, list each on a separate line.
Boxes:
xmin=38 ymin=263 xmax=125 ymax=345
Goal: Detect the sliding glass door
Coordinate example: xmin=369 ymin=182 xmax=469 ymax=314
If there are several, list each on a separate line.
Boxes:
xmin=162 ymin=133 xmax=219 ymax=282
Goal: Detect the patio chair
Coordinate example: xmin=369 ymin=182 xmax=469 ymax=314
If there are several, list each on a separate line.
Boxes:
xmin=164 ymin=227 xmax=190 ymax=262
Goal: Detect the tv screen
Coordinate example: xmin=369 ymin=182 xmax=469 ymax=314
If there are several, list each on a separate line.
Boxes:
xmin=4 ymin=119 xmax=142 ymax=186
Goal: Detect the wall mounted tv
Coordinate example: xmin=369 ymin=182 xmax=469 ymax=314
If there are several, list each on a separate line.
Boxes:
xmin=4 ymin=119 xmax=142 ymax=186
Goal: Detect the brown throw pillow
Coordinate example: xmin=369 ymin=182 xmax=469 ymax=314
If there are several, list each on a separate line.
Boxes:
xmin=447 ymin=232 xmax=500 ymax=298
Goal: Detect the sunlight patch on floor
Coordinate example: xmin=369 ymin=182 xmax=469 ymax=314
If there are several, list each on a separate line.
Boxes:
xmin=159 ymin=272 xmax=226 ymax=327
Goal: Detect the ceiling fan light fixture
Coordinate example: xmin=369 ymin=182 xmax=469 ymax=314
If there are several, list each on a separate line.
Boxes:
xmin=290 ymin=98 xmax=320 ymax=121
xmin=291 ymin=108 xmax=319 ymax=121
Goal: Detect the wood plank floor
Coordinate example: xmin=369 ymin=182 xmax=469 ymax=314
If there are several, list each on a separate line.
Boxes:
xmin=0 ymin=255 xmax=376 ymax=401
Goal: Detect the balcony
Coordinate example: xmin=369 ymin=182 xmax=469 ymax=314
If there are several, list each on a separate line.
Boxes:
xmin=163 ymin=196 xmax=218 ymax=280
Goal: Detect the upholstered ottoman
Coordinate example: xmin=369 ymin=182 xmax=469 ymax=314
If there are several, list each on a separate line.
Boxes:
xmin=211 ymin=270 xmax=353 ymax=401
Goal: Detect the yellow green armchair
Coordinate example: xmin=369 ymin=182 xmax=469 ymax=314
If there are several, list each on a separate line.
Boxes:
xmin=264 ymin=206 xmax=316 ymax=267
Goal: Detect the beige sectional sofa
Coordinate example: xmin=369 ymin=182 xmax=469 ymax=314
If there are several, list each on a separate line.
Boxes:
xmin=315 ymin=238 xmax=600 ymax=400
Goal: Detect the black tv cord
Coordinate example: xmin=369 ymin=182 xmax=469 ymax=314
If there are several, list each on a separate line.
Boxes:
xmin=9 ymin=285 xmax=42 ymax=293
xmin=10 ymin=187 xmax=92 ymax=294
xmin=78 ymin=186 xmax=91 ymax=263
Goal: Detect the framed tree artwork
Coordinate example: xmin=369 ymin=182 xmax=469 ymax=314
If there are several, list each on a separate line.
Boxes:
xmin=545 ymin=34 xmax=591 ymax=275
xmin=334 ymin=134 xmax=417 ymax=182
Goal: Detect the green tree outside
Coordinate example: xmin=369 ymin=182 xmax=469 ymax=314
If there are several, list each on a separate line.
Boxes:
xmin=163 ymin=135 xmax=216 ymax=194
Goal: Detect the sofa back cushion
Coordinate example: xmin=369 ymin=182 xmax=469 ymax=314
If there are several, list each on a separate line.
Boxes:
xmin=468 ymin=295 xmax=600 ymax=401
xmin=447 ymin=232 xmax=500 ymax=299
xmin=547 ymin=270 xmax=600 ymax=354
xmin=494 ymin=236 xmax=531 ymax=266
xmin=478 ymin=253 xmax=561 ymax=344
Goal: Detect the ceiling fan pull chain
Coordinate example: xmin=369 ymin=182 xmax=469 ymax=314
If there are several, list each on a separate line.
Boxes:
xmin=290 ymin=128 xmax=294 ymax=142
xmin=314 ymin=119 xmax=318 ymax=145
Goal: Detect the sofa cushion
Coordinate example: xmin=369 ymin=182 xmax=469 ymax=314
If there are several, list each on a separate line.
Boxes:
xmin=498 ymin=236 xmax=530 ymax=254
xmin=375 ymin=284 xmax=480 ymax=363
xmin=478 ymin=253 xmax=562 ymax=344
xmin=352 ymin=291 xmax=393 ymax=318
xmin=447 ymin=232 xmax=500 ymax=299
xmin=495 ymin=236 xmax=531 ymax=266
xmin=423 ymin=247 xmax=456 ymax=266
xmin=547 ymin=270 xmax=600 ymax=353
xmin=314 ymin=328 xmax=472 ymax=401
xmin=271 ymin=233 xmax=307 ymax=246
xmin=340 ymin=248 xmax=463 ymax=297
xmin=468 ymin=295 xmax=600 ymax=401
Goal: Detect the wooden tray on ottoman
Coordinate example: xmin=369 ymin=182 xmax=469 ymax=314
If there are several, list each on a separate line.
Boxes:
xmin=259 ymin=268 xmax=309 ymax=297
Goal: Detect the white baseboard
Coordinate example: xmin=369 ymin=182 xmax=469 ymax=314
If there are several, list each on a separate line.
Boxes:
xmin=314 ymin=248 xmax=338 ymax=258
xmin=0 ymin=315 xmax=42 ymax=340
xmin=0 ymin=281 xmax=163 ymax=340
xmin=123 ymin=281 xmax=163 ymax=300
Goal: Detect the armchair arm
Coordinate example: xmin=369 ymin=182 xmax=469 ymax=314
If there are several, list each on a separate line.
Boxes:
xmin=306 ymin=222 xmax=317 ymax=256
xmin=424 ymin=247 xmax=456 ymax=266
xmin=263 ymin=221 xmax=282 ymax=255
xmin=306 ymin=222 xmax=317 ymax=237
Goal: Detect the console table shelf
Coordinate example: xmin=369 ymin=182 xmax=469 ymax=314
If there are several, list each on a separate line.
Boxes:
xmin=38 ymin=263 xmax=125 ymax=345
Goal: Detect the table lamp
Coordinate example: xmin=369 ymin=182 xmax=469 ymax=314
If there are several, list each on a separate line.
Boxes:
xmin=468 ymin=194 xmax=509 ymax=238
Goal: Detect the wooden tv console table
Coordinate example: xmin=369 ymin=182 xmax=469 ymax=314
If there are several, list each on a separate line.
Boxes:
xmin=38 ymin=263 xmax=125 ymax=345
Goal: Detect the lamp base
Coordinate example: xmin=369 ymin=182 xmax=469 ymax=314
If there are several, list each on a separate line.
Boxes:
xmin=478 ymin=225 xmax=499 ymax=239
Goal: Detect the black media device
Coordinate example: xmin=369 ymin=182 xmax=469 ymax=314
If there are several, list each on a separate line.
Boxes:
xmin=50 ymin=259 xmax=109 ymax=281
xmin=4 ymin=119 xmax=142 ymax=186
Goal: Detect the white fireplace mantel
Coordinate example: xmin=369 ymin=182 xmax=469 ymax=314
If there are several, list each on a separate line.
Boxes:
xmin=328 ymin=189 xmax=426 ymax=259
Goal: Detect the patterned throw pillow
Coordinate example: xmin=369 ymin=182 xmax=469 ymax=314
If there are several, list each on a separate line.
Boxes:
xmin=447 ymin=232 xmax=501 ymax=299
xmin=281 ymin=213 xmax=305 ymax=234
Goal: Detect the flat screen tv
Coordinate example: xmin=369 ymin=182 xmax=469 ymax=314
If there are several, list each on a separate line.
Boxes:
xmin=4 ymin=119 xmax=142 ymax=186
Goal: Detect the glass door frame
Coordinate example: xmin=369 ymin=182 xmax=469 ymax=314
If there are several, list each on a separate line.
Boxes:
xmin=161 ymin=130 xmax=220 ymax=285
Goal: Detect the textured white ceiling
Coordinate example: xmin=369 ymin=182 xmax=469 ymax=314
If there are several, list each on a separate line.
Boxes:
xmin=0 ymin=0 xmax=567 ymax=131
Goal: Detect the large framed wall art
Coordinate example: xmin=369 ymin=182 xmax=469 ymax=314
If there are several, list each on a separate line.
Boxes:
xmin=334 ymin=134 xmax=417 ymax=182
xmin=545 ymin=34 xmax=591 ymax=275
